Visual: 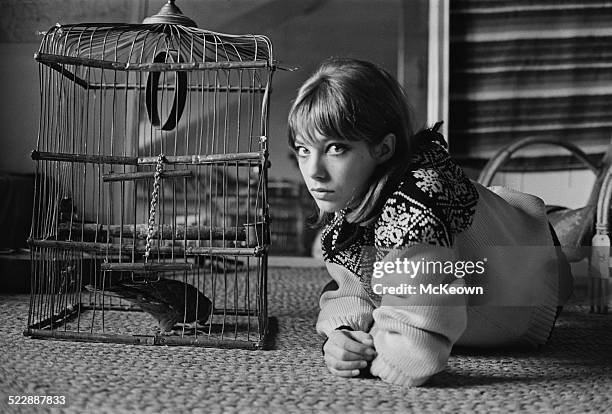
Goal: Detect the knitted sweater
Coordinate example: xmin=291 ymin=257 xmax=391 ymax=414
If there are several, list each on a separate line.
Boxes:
xmin=316 ymin=139 xmax=560 ymax=387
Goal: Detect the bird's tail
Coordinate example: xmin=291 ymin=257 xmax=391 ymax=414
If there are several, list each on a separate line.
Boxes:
xmin=83 ymin=283 xmax=138 ymax=300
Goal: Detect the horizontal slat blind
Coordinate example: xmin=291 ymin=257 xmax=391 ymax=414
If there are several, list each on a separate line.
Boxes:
xmin=449 ymin=0 xmax=612 ymax=161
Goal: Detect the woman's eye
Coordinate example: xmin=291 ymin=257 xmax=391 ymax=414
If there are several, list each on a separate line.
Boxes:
xmin=327 ymin=144 xmax=347 ymax=155
xmin=295 ymin=146 xmax=309 ymax=157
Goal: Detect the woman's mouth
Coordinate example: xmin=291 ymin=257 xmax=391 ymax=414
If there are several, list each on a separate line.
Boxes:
xmin=310 ymin=188 xmax=334 ymax=200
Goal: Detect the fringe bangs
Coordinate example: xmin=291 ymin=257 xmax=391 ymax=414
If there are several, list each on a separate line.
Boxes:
xmin=288 ymin=77 xmax=363 ymax=147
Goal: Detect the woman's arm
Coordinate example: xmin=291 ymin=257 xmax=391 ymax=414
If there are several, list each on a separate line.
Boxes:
xmin=317 ymin=261 xmax=378 ymax=378
xmin=368 ymin=245 xmax=468 ymax=386
xmin=316 ymin=261 xmax=375 ymax=336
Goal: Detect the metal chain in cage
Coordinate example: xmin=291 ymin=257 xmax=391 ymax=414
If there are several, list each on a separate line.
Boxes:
xmin=144 ymin=153 xmax=165 ymax=262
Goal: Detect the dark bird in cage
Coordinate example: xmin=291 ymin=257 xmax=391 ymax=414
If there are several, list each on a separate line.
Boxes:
xmin=85 ymin=278 xmax=212 ymax=334
xmin=58 ymin=196 xmax=78 ymax=223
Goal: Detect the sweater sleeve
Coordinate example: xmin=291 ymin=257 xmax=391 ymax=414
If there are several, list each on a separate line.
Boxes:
xmin=366 ymin=144 xmax=477 ymax=386
xmin=316 ymin=261 xmax=375 ymax=337
xmin=368 ymin=245 xmax=468 ymax=387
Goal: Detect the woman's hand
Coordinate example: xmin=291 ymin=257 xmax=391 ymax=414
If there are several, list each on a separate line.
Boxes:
xmin=323 ymin=329 xmax=377 ymax=377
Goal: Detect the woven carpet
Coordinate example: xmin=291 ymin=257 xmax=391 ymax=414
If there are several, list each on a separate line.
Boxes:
xmin=1 ymin=266 xmax=611 ymax=413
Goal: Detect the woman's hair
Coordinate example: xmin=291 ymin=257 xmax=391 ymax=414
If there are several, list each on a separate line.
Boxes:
xmin=288 ymin=57 xmax=418 ymax=225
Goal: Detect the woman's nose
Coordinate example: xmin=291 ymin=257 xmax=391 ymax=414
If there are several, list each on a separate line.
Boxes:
xmin=304 ymin=155 xmax=329 ymax=181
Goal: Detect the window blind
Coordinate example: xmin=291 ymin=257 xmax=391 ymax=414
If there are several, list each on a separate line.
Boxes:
xmin=449 ymin=0 xmax=612 ymax=168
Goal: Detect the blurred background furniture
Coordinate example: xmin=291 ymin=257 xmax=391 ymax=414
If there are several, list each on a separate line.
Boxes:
xmin=478 ymin=137 xmax=612 ymax=314
xmin=0 ymin=172 xmax=35 ymax=293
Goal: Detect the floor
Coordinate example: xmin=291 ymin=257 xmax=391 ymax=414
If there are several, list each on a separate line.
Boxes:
xmin=1 ymin=266 xmax=611 ymax=413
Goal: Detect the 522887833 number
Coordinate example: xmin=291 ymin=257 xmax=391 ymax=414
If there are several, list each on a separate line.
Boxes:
xmin=8 ymin=395 xmax=66 ymax=405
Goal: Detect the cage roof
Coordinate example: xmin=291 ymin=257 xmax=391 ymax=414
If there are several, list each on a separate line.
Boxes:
xmin=35 ymin=23 xmax=274 ymax=71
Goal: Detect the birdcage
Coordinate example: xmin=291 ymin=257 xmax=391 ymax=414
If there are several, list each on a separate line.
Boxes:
xmin=25 ymin=2 xmax=274 ymax=349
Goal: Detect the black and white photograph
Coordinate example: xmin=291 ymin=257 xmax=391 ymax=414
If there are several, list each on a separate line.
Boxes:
xmin=1 ymin=0 xmax=611 ymax=412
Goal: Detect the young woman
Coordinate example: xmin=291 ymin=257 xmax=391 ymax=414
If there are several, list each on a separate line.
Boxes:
xmin=287 ymin=57 xmax=572 ymax=387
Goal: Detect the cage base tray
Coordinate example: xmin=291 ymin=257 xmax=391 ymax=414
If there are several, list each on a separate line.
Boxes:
xmin=25 ymin=307 xmax=274 ymax=350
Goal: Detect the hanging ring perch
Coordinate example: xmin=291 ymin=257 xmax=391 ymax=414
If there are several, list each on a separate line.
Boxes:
xmin=146 ymin=50 xmax=187 ymax=131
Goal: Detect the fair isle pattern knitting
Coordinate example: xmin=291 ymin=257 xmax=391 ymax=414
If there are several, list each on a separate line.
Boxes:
xmin=321 ymin=139 xmax=479 ymax=303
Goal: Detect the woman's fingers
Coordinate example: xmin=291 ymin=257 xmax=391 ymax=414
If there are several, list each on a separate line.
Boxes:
xmin=323 ymin=330 xmax=377 ymax=378
xmin=324 ymin=341 xmax=368 ymax=362
xmin=329 ymin=330 xmax=376 ymax=357
xmin=324 ymin=354 xmax=367 ymax=372
xmin=325 ymin=354 xmax=367 ymax=377
xmin=347 ymin=330 xmax=374 ymax=346
xmin=324 ymin=341 xmax=365 ymax=361
xmin=327 ymin=366 xmax=362 ymax=378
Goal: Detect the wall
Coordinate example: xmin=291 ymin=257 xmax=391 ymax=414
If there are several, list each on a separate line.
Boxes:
xmin=492 ymin=170 xmax=594 ymax=209
xmin=0 ymin=42 xmax=40 ymax=174
xmin=0 ymin=0 xmax=142 ymax=175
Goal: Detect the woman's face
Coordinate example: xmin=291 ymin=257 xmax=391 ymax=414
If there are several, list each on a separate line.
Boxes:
xmin=294 ymin=133 xmax=382 ymax=213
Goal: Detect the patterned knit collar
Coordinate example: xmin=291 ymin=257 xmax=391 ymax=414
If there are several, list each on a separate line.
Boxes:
xmin=321 ymin=137 xmax=478 ymax=268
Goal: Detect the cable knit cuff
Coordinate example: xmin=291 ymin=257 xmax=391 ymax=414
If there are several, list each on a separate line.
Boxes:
xmin=370 ymin=352 xmax=431 ymax=387
xmin=368 ymin=310 xmax=463 ymax=387
xmin=316 ymin=308 xmax=373 ymax=337
xmin=368 ymin=323 xmax=443 ymax=387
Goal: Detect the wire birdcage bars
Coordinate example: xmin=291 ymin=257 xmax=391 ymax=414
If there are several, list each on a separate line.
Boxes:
xmin=25 ymin=8 xmax=275 ymax=349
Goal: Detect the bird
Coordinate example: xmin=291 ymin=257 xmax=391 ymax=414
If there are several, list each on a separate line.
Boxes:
xmin=58 ymin=196 xmax=78 ymax=223
xmin=85 ymin=278 xmax=212 ymax=334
